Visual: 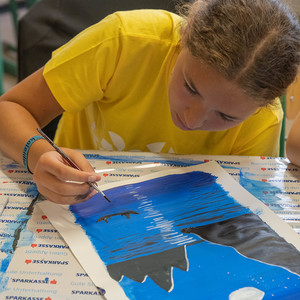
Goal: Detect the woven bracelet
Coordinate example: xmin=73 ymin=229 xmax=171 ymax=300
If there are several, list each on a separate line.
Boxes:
xmin=22 ymin=135 xmax=44 ymax=174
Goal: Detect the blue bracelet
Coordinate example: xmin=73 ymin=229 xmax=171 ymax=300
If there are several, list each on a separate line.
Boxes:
xmin=22 ymin=135 xmax=44 ymax=173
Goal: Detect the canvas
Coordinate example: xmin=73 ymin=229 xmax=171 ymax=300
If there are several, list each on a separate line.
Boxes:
xmin=39 ymin=161 xmax=300 ymax=299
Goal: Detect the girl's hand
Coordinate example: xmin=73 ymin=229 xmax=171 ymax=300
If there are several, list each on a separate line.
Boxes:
xmin=33 ymin=148 xmax=101 ymax=205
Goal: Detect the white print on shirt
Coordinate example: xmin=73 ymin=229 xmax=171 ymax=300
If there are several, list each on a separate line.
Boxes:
xmin=147 ymin=142 xmax=166 ymax=152
xmin=100 ymin=138 xmax=114 ymax=151
xmin=91 ymin=122 xmax=100 ymax=147
xmin=98 ymin=130 xmax=175 ymax=153
xmin=108 ymin=131 xmax=125 ymax=150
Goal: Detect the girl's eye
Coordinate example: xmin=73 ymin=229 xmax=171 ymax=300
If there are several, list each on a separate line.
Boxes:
xmin=184 ymin=80 xmax=198 ymax=95
xmin=219 ymin=112 xmax=235 ymax=122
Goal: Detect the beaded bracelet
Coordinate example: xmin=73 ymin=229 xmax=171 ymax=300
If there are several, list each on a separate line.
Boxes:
xmin=22 ymin=135 xmax=44 ymax=173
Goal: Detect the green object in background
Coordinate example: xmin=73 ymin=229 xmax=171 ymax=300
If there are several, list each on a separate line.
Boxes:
xmin=25 ymin=0 xmax=40 ymax=8
xmin=9 ymin=0 xmax=41 ymax=38
xmin=0 ymin=38 xmax=4 ymax=95
xmin=280 ymin=94 xmax=286 ymax=158
xmin=2 ymin=0 xmax=41 ymax=78
xmin=9 ymin=0 xmax=18 ymax=39
xmin=3 ymin=55 xmax=17 ymax=77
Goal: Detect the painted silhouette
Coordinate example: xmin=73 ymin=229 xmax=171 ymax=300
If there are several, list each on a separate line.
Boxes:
xmin=97 ymin=211 xmax=139 ymax=223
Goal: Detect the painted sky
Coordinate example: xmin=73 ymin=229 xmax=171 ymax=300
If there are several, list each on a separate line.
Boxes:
xmin=70 ymin=171 xmax=250 ymax=263
xmin=70 ymin=170 xmax=300 ymax=299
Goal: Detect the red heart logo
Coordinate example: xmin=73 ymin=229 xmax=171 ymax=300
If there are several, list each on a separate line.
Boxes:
xmin=260 ymin=156 xmax=266 ymax=160
xmin=262 ymin=179 xmax=267 ymax=182
xmin=50 ymin=279 xmax=57 ymax=284
xmin=106 ymin=161 xmax=112 ymax=165
xmin=103 ymin=174 xmax=109 ymax=177
xmin=31 ymin=244 xmax=37 ymax=248
xmin=36 ymin=229 xmax=42 ymax=233
xmin=25 ymin=260 xmax=32 ymax=264
xmin=42 ymin=215 xmax=47 ymax=220
xmin=263 ymin=191 xmax=268 ymax=194
xmin=2 ymin=181 xmax=8 ymax=184
xmin=45 ymin=298 xmax=52 ymax=300
xmin=204 ymin=159 xmax=210 ymax=162
xmin=8 ymin=170 xmax=13 ymax=173
xmin=261 ymin=168 xmax=266 ymax=171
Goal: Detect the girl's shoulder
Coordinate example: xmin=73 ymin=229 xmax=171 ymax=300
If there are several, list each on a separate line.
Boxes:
xmin=113 ymin=9 xmax=182 ymax=42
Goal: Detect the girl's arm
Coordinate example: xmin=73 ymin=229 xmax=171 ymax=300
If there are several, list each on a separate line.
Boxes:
xmin=286 ymin=112 xmax=300 ymax=166
xmin=0 ymin=68 xmax=100 ymax=204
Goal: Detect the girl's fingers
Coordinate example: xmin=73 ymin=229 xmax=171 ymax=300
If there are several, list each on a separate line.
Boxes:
xmin=37 ymin=171 xmax=93 ymax=196
xmin=62 ymin=148 xmax=96 ymax=172
xmin=33 ymin=150 xmax=101 ymax=204
xmin=37 ymin=151 xmax=101 ymax=184
xmin=37 ymin=183 xmax=97 ymax=205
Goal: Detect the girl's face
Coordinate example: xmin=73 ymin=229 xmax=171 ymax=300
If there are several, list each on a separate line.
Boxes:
xmin=168 ymin=49 xmax=260 ymax=131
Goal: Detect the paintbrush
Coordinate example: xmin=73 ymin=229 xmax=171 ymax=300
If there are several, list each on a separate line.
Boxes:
xmin=37 ymin=128 xmax=111 ymax=203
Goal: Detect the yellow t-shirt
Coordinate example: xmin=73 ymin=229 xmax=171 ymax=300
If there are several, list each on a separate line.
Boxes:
xmin=43 ymin=10 xmax=282 ymax=156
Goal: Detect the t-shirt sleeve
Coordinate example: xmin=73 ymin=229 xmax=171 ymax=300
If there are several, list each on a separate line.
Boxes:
xmin=230 ymin=99 xmax=283 ymax=157
xmin=43 ymin=13 xmax=122 ymax=113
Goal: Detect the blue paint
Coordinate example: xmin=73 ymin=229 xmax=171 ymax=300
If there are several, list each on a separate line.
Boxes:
xmin=84 ymin=154 xmax=202 ymax=167
xmin=240 ymin=171 xmax=284 ymax=211
xmin=0 ymin=154 xmax=297 ymax=298
xmin=70 ymin=192 xmax=112 ymax=217
xmin=119 ymin=242 xmax=300 ymax=299
xmin=2 ymin=161 xmax=22 ymax=171
xmin=71 ymin=171 xmax=250 ymax=264
xmin=0 ymin=210 xmax=35 ymax=292
xmin=70 ymin=170 xmax=300 ymax=298
xmin=0 ymin=186 xmax=38 ymax=292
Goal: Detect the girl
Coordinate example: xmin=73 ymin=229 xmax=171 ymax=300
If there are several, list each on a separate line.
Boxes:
xmin=0 ymin=0 xmax=299 ymax=204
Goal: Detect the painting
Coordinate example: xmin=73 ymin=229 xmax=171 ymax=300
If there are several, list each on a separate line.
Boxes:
xmin=38 ymin=161 xmax=300 ymax=299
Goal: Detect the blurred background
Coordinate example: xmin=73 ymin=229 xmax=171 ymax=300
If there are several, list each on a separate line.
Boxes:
xmin=0 ymin=0 xmax=27 ymax=90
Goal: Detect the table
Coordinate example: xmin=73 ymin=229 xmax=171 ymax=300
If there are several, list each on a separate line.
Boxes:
xmin=0 ymin=150 xmax=299 ymax=299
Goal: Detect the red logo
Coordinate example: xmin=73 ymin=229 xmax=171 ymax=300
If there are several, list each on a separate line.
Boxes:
xmin=103 ymin=174 xmax=109 ymax=177
xmin=36 ymin=229 xmax=42 ymax=233
xmin=204 ymin=159 xmax=210 ymax=162
xmin=42 ymin=215 xmax=47 ymax=220
xmin=260 ymin=156 xmax=266 ymax=160
xmin=261 ymin=168 xmax=266 ymax=171
xmin=262 ymin=179 xmax=267 ymax=182
xmin=25 ymin=260 xmax=32 ymax=264
xmin=50 ymin=279 xmax=57 ymax=284
xmin=8 ymin=170 xmax=13 ymax=173
xmin=31 ymin=244 xmax=37 ymax=248
xmin=45 ymin=297 xmax=52 ymax=300
xmin=106 ymin=161 xmax=112 ymax=165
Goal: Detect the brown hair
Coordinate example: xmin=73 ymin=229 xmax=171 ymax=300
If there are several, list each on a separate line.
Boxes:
xmin=179 ymin=0 xmax=300 ymax=105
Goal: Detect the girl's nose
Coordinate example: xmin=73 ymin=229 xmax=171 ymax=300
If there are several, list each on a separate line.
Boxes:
xmin=184 ymin=103 xmax=208 ymax=130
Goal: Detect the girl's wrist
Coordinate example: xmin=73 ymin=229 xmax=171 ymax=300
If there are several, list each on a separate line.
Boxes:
xmin=25 ymin=138 xmax=54 ymax=174
xmin=22 ymin=135 xmax=44 ymax=173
